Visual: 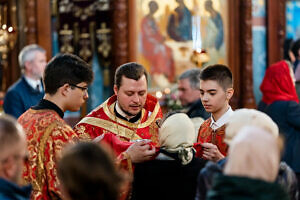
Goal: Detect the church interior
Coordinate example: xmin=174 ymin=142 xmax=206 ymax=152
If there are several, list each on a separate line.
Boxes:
xmin=0 ymin=0 xmax=298 ymax=121
xmin=1 ymin=1 xmax=300 ymax=199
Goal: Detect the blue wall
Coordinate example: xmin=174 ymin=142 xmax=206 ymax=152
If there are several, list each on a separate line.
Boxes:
xmin=252 ymin=0 xmax=267 ymax=105
xmin=286 ymin=1 xmax=300 ymax=40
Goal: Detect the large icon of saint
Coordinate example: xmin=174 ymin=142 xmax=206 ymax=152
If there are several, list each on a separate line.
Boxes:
xmin=141 ymin=1 xmax=175 ymax=85
xmin=167 ymin=0 xmax=192 ymax=42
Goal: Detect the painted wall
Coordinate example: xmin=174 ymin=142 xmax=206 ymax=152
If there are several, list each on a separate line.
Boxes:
xmin=252 ymin=0 xmax=267 ymax=104
xmin=286 ymin=1 xmax=300 ymax=40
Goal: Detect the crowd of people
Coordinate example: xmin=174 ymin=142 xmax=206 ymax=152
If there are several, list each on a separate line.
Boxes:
xmin=0 ymin=39 xmax=299 ymax=200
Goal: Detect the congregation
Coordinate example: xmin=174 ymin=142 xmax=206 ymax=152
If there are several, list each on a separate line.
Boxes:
xmin=0 ymin=37 xmax=300 ymax=200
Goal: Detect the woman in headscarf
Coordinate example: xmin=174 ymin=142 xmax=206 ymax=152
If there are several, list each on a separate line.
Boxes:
xmin=195 ymin=108 xmax=298 ymax=200
xmin=131 ymin=113 xmax=206 ymax=200
xmin=258 ymin=60 xmax=300 ymax=192
xmin=207 ymin=126 xmax=289 ymax=200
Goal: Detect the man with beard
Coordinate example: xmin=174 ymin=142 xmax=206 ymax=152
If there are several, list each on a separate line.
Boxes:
xmin=74 ymin=62 xmax=163 ymax=163
xmin=4 ymin=44 xmax=47 ymax=118
xmin=178 ymin=68 xmax=209 ymax=120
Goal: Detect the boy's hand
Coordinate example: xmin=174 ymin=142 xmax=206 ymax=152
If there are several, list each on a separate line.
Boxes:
xmin=201 ymin=142 xmax=224 ymax=162
xmin=125 ymin=140 xmax=156 ymax=163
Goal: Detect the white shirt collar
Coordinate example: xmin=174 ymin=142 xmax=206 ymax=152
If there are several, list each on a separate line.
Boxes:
xmin=24 ymin=76 xmax=42 ymax=91
xmin=210 ymin=106 xmax=233 ymax=131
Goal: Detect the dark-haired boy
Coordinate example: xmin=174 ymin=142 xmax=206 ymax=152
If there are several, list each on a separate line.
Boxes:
xmin=18 ymin=54 xmax=94 ymax=200
xmin=197 ymin=64 xmax=234 ymax=162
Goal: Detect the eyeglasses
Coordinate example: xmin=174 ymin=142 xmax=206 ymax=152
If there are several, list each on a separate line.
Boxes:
xmin=69 ymin=84 xmax=88 ymax=92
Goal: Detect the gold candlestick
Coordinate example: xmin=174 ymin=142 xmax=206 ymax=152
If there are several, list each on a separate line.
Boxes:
xmin=190 ymin=49 xmax=210 ymax=68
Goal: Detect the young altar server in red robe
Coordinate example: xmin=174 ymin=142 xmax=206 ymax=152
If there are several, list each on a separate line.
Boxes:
xmin=18 ymin=54 xmax=94 ymax=200
xmin=196 ymin=64 xmax=234 ymax=162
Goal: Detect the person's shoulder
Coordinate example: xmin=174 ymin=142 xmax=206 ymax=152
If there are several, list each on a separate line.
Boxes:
xmin=273 ymin=100 xmax=293 ymax=105
xmin=19 ymin=109 xmax=52 ymax=123
xmin=146 ymin=94 xmax=158 ymax=104
xmin=144 ymin=94 xmax=160 ymax=111
xmin=191 ymin=99 xmax=203 ymax=108
xmin=80 ymin=104 xmax=106 ymax=124
xmin=17 ymin=108 xmax=31 ymax=120
xmin=270 ymin=100 xmax=295 ymax=110
xmin=49 ymin=117 xmax=74 ymax=135
xmin=258 ymin=100 xmax=292 ymax=113
xmin=0 ymin=193 xmax=12 ymax=200
xmin=5 ymin=78 xmax=24 ymax=93
xmin=257 ymin=101 xmax=267 ymax=111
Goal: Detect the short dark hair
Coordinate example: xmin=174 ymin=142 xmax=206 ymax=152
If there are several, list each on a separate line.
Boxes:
xmin=200 ymin=64 xmax=233 ymax=90
xmin=291 ymin=39 xmax=300 ymax=58
xmin=58 ymin=142 xmax=123 ymax=200
xmin=179 ymin=68 xmax=201 ymax=89
xmin=43 ymin=54 xmax=94 ymax=94
xmin=114 ymin=62 xmax=148 ymax=89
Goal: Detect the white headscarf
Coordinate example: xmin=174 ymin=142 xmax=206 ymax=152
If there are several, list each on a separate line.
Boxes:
xmin=224 ymin=126 xmax=280 ymax=182
xmin=225 ymin=108 xmax=279 ymax=144
xmin=159 ymin=113 xmax=195 ymax=165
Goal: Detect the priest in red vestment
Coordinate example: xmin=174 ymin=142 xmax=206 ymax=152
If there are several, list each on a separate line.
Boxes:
xmin=74 ymin=62 xmax=163 ymax=162
xmin=18 ymin=54 xmax=94 ymax=200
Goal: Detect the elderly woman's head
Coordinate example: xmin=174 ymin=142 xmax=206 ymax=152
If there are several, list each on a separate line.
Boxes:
xmin=224 ymin=126 xmax=281 ymax=182
xmin=225 ymin=109 xmax=279 ymax=144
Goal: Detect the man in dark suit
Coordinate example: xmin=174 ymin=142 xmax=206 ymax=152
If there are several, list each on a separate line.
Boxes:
xmin=178 ymin=68 xmax=210 ymax=119
xmin=3 ymin=44 xmax=46 ymax=118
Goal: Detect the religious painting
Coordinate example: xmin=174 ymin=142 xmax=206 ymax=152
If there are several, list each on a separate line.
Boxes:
xmin=286 ymin=0 xmax=300 ymax=40
xmin=134 ymin=0 xmax=229 ymax=89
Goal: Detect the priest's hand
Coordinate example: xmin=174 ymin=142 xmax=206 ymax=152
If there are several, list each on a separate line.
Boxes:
xmin=125 ymin=140 xmax=156 ymax=163
xmin=201 ymin=142 xmax=224 ymax=162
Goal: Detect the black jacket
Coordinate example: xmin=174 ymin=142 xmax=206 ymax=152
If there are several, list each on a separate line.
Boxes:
xmin=131 ymin=152 xmax=206 ymax=200
xmin=207 ymin=174 xmax=289 ymax=200
xmin=186 ymin=99 xmax=210 ymax=119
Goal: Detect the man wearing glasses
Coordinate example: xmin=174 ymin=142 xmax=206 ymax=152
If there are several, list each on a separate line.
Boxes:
xmin=18 ymin=54 xmax=94 ymax=200
xmin=0 ymin=114 xmax=30 ymax=199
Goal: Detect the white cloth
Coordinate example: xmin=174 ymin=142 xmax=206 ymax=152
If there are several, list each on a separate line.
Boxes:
xmin=159 ymin=113 xmax=195 ymax=165
xmin=210 ymin=106 xmax=233 ymax=131
xmin=225 ymin=108 xmax=279 ymax=144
